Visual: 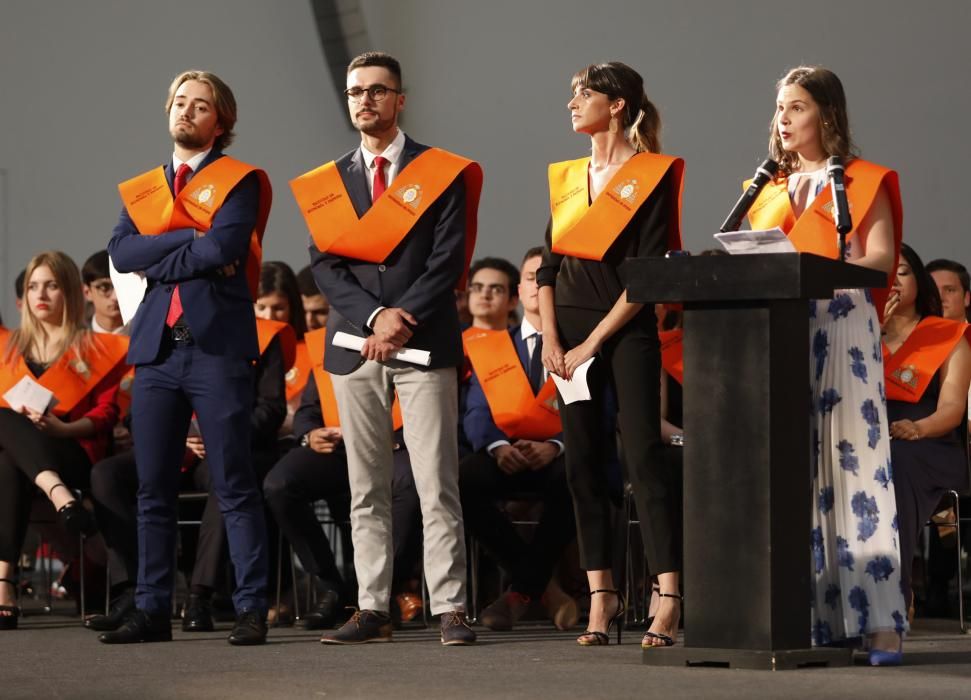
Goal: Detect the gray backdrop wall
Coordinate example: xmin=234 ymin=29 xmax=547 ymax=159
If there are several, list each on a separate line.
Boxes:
xmin=2 ymin=0 xmax=969 ymax=324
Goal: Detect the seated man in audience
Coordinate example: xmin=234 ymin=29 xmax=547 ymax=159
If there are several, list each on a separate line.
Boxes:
xmin=82 ymin=251 xmax=124 ymax=334
xmin=262 ymin=327 xmax=422 ymax=631
xmin=459 ymin=251 xmax=578 ymax=630
xmin=297 ymin=264 xmax=330 ymax=332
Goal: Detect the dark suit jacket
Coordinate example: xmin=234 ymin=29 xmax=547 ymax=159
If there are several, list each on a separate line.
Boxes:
xmin=309 ymin=136 xmax=468 ymax=375
xmin=463 ymin=326 xmax=564 ymax=452
xmin=108 ymin=151 xmax=261 ymax=365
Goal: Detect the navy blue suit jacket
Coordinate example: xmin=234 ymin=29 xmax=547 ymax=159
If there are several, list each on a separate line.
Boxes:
xmin=464 ymin=326 xmax=564 ymax=452
xmin=309 ymin=136 xmax=468 ymax=375
xmin=108 ymin=151 xmax=262 ymax=365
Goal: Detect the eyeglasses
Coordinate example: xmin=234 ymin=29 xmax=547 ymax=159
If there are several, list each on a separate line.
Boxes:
xmin=344 ymin=84 xmax=401 ymax=103
xmin=468 ymin=283 xmax=508 ymax=296
xmin=90 ymin=281 xmax=115 ymax=296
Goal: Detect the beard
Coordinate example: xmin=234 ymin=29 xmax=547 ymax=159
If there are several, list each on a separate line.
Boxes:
xmin=352 ymin=110 xmax=395 ymax=136
xmin=171 ymin=124 xmax=210 ymax=150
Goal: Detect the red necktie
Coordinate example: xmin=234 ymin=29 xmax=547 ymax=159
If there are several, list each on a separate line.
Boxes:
xmin=165 ymin=163 xmax=193 ymax=327
xmin=372 ymin=155 xmax=388 ymax=202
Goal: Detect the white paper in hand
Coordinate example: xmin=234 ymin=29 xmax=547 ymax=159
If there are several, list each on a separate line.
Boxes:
xmin=109 ymin=256 xmax=148 ymax=325
xmin=332 ymin=331 xmax=432 ymax=367
xmin=550 ymin=356 xmax=595 ymax=404
xmin=714 ymin=227 xmax=796 ymax=255
xmin=3 ymin=375 xmax=56 ymax=414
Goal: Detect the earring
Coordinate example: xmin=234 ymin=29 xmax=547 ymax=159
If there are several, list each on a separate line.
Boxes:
xmin=608 ymin=116 xmax=619 ymax=134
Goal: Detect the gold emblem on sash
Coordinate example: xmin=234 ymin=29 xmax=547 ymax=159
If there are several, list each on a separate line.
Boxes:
xmin=70 ymin=358 xmax=91 ymax=381
xmin=822 ymin=200 xmax=853 ymax=220
xmin=285 ymin=367 xmax=299 ymax=384
xmin=613 ymin=179 xmax=639 ymax=205
xmin=544 ymin=395 xmax=559 ymax=413
xmin=193 ymin=184 xmax=216 ymax=206
xmin=893 ymin=364 xmax=918 ymax=389
xmin=397 ymin=184 xmax=422 ymax=209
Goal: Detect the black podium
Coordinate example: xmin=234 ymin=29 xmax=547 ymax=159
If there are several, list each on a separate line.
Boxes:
xmin=623 ymin=253 xmax=886 ymax=670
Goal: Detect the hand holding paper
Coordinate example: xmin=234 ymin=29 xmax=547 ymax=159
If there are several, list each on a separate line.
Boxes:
xmin=333 ymin=331 xmax=431 ymax=367
xmin=3 ymin=375 xmax=56 ymax=414
xmin=551 ymin=357 xmax=595 ymax=404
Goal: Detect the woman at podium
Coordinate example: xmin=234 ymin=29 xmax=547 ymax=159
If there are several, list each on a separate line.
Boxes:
xmin=744 ymin=66 xmax=906 ymax=664
xmin=881 ymin=243 xmax=971 ymax=623
xmin=536 ymin=62 xmax=685 ymax=648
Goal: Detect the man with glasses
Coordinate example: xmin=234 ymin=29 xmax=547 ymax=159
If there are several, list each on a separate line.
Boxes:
xmin=82 ymin=251 xmax=125 ymax=334
xmin=290 ymin=51 xmax=483 ymax=645
xmin=459 ymin=251 xmax=578 ymax=631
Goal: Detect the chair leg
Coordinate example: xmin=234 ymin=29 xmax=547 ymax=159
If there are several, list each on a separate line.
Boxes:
xmin=469 ymin=538 xmax=480 ymax=625
xmin=274 ymin=530 xmax=283 ymax=628
xmin=104 ymin=556 xmax=111 ymax=615
xmin=79 ymin=534 xmax=86 ymax=621
xmin=289 ymin=543 xmax=301 ymax=621
xmin=953 ymin=491 xmax=965 ymax=634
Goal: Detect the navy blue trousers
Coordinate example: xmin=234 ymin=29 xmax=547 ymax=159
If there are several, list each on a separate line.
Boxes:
xmin=131 ymin=340 xmax=268 ymax=614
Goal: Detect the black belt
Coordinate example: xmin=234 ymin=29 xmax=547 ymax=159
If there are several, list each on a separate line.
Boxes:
xmin=169 ymin=323 xmax=194 ymax=344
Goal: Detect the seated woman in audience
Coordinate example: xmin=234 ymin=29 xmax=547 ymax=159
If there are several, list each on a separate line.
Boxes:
xmin=881 ymin=243 xmax=971 ymax=618
xmin=0 ymin=251 xmax=126 ymax=630
xmin=254 ymin=261 xmax=308 ymax=437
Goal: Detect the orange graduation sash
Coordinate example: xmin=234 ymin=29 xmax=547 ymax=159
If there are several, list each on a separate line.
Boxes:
xmin=117 ymin=156 xmax=272 ymax=298
xmin=255 ymin=318 xmax=297 ymax=372
xmin=290 ymin=148 xmax=483 ymax=288
xmin=285 ymin=341 xmax=312 ymax=402
xmin=882 ymin=317 xmax=971 ymax=402
xmin=116 ymin=367 xmax=136 ymax=418
xmin=549 ymin=151 xmax=684 ymax=261
xmin=0 ymin=329 xmax=129 ymax=416
xmin=659 ymin=329 xmax=684 ymax=385
xmin=464 ymin=328 xmax=561 ymax=441
xmin=303 ymin=328 xmax=403 ymax=430
xmin=746 ymin=159 xmax=902 ymax=316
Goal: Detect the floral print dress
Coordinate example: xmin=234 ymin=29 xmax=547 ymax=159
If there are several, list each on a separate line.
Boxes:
xmin=809 ymin=288 xmax=908 ymax=645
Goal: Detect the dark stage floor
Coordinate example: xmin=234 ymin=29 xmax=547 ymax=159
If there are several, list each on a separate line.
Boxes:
xmin=6 ymin=604 xmax=971 ymax=699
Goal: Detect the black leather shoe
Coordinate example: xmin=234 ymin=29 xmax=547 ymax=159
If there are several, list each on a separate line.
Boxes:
xmin=57 ymin=500 xmax=97 ymax=536
xmin=85 ymin=588 xmax=135 ymax=632
xmin=182 ymin=593 xmax=214 ymax=632
xmin=98 ymin=609 xmax=172 ymax=644
xmin=228 ymin=609 xmax=267 ymax=646
xmin=299 ymin=589 xmax=341 ymax=630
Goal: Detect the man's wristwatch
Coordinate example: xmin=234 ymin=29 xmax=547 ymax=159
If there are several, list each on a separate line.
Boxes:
xmin=300 ymin=433 xmax=311 ymax=448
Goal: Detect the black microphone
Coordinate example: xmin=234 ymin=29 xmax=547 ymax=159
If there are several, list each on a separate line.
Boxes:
xmin=719 ymin=158 xmax=780 ymax=232
xmin=827 ymin=156 xmax=853 ymax=261
xmin=827 ymin=156 xmax=853 ymax=234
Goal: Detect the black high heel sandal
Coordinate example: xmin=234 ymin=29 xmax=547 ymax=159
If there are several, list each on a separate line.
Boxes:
xmin=642 ymin=592 xmax=682 ymax=648
xmin=50 ymin=483 xmax=97 ymax=536
xmin=0 ymin=577 xmax=21 ymax=630
xmin=577 ymin=588 xmax=626 ymax=646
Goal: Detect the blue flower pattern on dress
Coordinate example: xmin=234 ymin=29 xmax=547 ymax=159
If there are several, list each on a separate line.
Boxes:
xmin=865 ymin=556 xmax=895 ymax=583
xmin=837 ymin=536 xmax=855 ymax=570
xmin=810 ymin=289 xmax=906 ymax=644
xmin=818 ymin=486 xmax=835 ymax=513
xmin=813 ymin=330 xmax=829 ymax=381
xmin=851 ymin=491 xmax=880 ymax=541
xmin=819 ymin=388 xmax=842 ymax=414
xmin=849 ymin=586 xmax=870 ymax=635
xmin=837 ymin=440 xmax=859 ymax=475
xmin=860 ymin=399 xmax=881 ymax=449
xmin=828 ymin=294 xmax=856 ymax=320
xmin=874 ymin=460 xmax=892 ymax=490
xmin=812 ymin=527 xmax=825 ymax=574
xmin=849 ymin=347 xmax=868 ymax=383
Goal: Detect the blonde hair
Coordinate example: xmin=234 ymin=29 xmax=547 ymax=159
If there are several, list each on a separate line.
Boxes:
xmin=165 ymin=70 xmax=237 ymax=151
xmin=5 ymin=251 xmax=91 ymax=365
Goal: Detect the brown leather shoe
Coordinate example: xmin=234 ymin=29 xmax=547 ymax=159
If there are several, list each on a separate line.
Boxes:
xmin=480 ymin=591 xmax=530 ymax=631
xmin=395 ymin=592 xmax=423 ymax=623
xmin=440 ymin=610 xmax=476 ymax=645
xmin=320 ymin=609 xmax=392 ymax=644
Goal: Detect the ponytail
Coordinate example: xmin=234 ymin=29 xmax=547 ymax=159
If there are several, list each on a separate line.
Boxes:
xmin=627 ymin=94 xmax=661 ymax=153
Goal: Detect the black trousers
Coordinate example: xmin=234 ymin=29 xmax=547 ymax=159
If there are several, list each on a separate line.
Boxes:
xmin=459 ymin=451 xmax=575 ymax=598
xmin=262 ymin=445 xmax=421 ymax=593
xmin=0 ymin=409 xmax=91 ymax=562
xmin=556 ymin=306 xmax=681 ymax=574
